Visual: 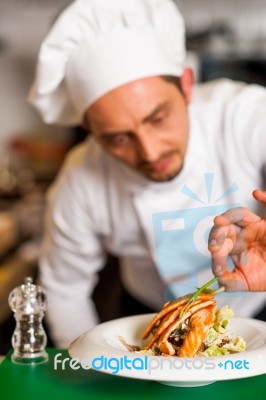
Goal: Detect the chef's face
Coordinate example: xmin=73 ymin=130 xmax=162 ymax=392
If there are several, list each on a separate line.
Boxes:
xmin=85 ymin=70 xmax=193 ymax=182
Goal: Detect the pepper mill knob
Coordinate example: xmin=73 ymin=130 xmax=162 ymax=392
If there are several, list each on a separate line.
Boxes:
xmin=8 ymin=276 xmax=48 ymax=364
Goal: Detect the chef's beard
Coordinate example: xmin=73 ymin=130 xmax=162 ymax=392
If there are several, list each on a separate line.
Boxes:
xmin=144 ymin=166 xmax=183 ymax=182
xmin=139 ymin=150 xmax=184 ymax=182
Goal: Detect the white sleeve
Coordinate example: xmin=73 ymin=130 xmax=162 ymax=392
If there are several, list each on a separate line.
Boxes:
xmin=233 ymin=85 xmax=266 ymax=174
xmin=39 ymin=159 xmax=106 ymax=349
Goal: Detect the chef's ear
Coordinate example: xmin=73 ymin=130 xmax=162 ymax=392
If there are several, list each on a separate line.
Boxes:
xmin=81 ymin=112 xmax=91 ymax=132
xmin=180 ymin=68 xmax=194 ymax=104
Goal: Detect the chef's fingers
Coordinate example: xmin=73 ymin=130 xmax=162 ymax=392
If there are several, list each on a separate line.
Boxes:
xmin=208 ymin=226 xmax=226 ymax=250
xmin=213 ymin=207 xmax=260 ymax=228
xmin=217 ymin=270 xmax=249 ymax=292
xmin=253 ymin=189 xmax=266 ymax=207
xmin=208 ymin=224 xmax=240 ymax=252
xmin=211 ymin=236 xmax=236 ymax=282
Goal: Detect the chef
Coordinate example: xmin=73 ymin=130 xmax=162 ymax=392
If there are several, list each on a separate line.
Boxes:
xmin=28 ymin=0 xmax=266 ymax=347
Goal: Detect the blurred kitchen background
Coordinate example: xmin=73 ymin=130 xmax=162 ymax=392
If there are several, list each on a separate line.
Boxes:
xmin=1 ymin=0 xmax=266 ymax=353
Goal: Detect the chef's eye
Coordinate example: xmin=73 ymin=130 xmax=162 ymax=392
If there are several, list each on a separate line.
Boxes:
xmin=108 ymin=134 xmax=131 ymax=147
xmin=150 ymin=112 xmax=167 ymax=126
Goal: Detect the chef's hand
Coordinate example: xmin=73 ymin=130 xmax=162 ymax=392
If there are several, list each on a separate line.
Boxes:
xmin=208 ymin=190 xmax=266 ymax=291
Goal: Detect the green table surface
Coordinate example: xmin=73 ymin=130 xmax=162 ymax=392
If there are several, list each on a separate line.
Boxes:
xmin=0 ymin=349 xmax=265 ymax=400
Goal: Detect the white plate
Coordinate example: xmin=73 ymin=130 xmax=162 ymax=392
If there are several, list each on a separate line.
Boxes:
xmin=68 ymin=314 xmax=266 ymax=387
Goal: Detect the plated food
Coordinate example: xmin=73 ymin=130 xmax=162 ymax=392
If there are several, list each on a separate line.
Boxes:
xmin=121 ymin=277 xmax=246 ymax=357
xmin=69 ymin=280 xmax=266 ymax=386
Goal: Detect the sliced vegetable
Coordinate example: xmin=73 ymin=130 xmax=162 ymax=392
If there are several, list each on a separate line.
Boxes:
xmin=214 ymin=305 xmax=234 ymax=333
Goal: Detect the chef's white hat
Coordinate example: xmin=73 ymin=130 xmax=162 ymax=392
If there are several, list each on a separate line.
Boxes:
xmin=28 ymin=0 xmax=186 ymax=126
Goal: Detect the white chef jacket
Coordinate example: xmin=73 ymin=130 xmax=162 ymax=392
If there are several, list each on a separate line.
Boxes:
xmin=39 ymin=79 xmax=266 ymax=348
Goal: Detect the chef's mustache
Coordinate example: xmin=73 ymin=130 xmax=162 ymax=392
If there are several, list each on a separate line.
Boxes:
xmin=139 ymin=149 xmax=180 ymax=169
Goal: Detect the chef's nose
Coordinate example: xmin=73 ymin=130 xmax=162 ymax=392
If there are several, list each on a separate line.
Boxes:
xmin=137 ymin=129 xmax=161 ymax=162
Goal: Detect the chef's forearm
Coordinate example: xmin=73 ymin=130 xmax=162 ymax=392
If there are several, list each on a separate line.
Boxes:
xmin=44 ymin=291 xmax=99 ymax=348
xmin=38 ymin=256 xmax=101 ymax=348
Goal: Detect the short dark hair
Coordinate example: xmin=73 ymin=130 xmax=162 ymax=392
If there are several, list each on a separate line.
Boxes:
xmin=161 ymin=75 xmax=184 ymax=97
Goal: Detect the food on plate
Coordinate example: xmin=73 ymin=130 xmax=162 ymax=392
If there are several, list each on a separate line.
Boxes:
xmin=140 ymin=278 xmax=246 ymax=357
xmin=119 ymin=277 xmax=246 ymax=357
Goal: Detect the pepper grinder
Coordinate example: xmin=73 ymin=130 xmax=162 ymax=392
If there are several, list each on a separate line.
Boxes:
xmin=8 ymin=277 xmax=48 ymax=364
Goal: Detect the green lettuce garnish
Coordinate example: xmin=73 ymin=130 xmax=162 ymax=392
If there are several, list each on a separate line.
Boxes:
xmin=201 ymin=345 xmax=228 ymax=356
xmin=198 ymin=306 xmax=246 ymax=356
xmin=214 ymin=305 xmax=234 ymax=333
xmin=223 ymin=336 xmax=246 ymax=352
xmin=205 ymin=327 xmax=219 ymax=345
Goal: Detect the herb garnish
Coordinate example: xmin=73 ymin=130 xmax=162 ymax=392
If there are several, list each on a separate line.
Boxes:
xmin=180 ymin=277 xmax=224 ymax=318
